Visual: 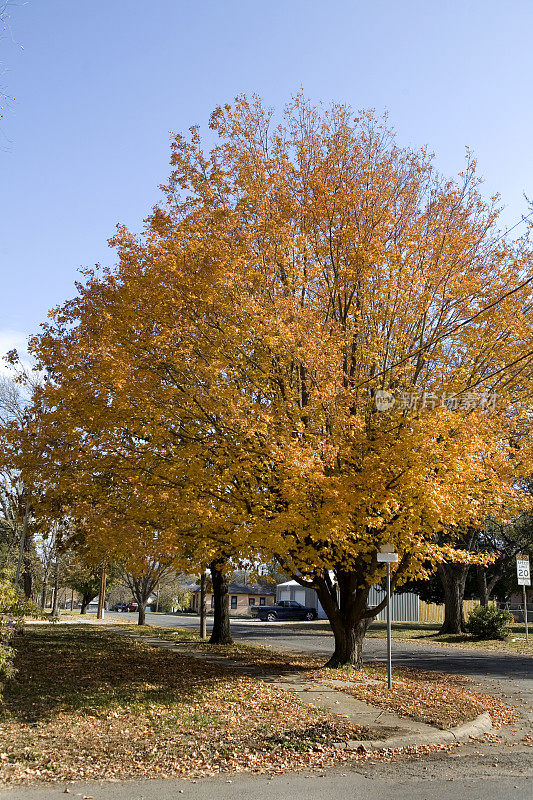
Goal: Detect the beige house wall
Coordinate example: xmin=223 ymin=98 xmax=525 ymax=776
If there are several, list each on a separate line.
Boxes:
xmin=191 ymin=592 xmax=275 ymax=615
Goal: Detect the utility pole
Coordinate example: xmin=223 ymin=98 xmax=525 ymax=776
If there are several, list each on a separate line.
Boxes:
xmin=97 ymin=565 xmax=107 ymax=619
xmin=199 ymin=571 xmax=207 ymax=638
xmin=51 ymin=558 xmax=60 ymax=619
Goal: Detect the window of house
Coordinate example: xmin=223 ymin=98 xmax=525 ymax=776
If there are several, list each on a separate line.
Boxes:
xmin=231 ymin=596 xmax=238 ymax=609
xmin=259 ymin=597 xmax=266 ymax=606
xmin=248 ymin=597 xmax=256 ymax=606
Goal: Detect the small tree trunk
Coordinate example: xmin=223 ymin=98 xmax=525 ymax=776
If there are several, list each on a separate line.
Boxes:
xmin=97 ymin=565 xmax=106 ymax=619
xmin=476 ymin=564 xmax=489 ymax=606
xmin=438 ymin=563 xmax=468 ymax=633
xmin=137 ymin=605 xmax=146 ymax=625
xmin=40 ymin=577 xmax=48 ymax=609
xmin=209 ymin=558 xmax=233 ymax=645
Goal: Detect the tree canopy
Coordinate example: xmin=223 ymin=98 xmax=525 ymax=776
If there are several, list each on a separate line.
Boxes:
xmin=20 ymin=95 xmax=533 ymax=664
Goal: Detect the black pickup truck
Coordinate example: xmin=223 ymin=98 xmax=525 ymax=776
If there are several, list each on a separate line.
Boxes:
xmin=251 ymin=600 xmax=318 ymax=622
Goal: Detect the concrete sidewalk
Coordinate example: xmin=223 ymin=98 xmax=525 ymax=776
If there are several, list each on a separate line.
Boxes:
xmin=112 ymin=627 xmax=492 ymax=752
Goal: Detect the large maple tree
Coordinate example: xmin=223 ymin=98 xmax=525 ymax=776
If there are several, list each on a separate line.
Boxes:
xmin=28 ymin=96 xmax=533 ymax=664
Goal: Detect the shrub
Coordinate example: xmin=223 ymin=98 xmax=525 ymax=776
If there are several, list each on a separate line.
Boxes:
xmin=466 ymin=605 xmax=513 ymax=640
xmin=0 ymin=571 xmax=42 ymax=699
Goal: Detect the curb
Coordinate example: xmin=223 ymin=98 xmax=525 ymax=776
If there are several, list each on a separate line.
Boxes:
xmin=334 ymin=710 xmax=493 ymax=751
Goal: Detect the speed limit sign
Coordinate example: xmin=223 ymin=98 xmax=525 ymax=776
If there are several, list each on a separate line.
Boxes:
xmin=516 ymin=555 xmax=531 ymax=586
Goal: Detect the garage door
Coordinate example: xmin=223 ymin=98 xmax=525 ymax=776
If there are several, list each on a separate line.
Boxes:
xmin=294 ymin=589 xmax=306 ymax=605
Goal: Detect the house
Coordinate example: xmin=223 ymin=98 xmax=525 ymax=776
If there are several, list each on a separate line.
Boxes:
xmin=276 ymin=580 xmax=420 ymax=622
xmin=190 ymin=582 xmax=276 ymax=615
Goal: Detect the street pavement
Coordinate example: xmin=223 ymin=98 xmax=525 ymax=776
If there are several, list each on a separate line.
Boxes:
xmin=108 ymin=611 xmax=533 ymax=687
xmin=2 ymin=612 xmax=531 ymax=800
xmin=2 ymin=767 xmax=531 ymax=800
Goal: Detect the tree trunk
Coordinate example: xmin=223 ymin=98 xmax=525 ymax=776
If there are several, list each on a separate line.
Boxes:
xmin=209 ymin=558 xmax=233 ymax=645
xmin=80 ymin=593 xmax=92 ymax=614
xmin=22 ymin=531 xmax=34 ymax=600
xmin=137 ymin=604 xmax=146 ymax=625
xmin=326 ymin=615 xmax=370 ymax=667
xmin=476 ymin=564 xmax=489 ymax=606
xmin=199 ymin=572 xmax=207 ymax=639
xmin=15 ymin=495 xmax=30 ymax=587
xmin=438 ymin=563 xmax=469 ymax=633
xmin=40 ymin=577 xmax=48 ymax=609
xmin=314 ymin=570 xmax=379 ymax=667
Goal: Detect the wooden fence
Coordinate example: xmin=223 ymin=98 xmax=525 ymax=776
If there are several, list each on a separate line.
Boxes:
xmin=418 ymin=599 xmax=493 ymax=623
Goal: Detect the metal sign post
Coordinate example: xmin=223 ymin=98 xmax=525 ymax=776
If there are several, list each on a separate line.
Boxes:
xmin=516 ymin=555 xmax=531 ymax=641
xmin=377 ymin=545 xmax=399 ymax=689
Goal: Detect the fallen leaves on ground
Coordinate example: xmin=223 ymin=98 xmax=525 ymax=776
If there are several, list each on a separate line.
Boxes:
xmin=0 ymin=625 xmax=517 ymax=785
xmin=322 ymin=663 xmax=518 ymax=729
xmin=0 ymin=625 xmax=366 ymax=784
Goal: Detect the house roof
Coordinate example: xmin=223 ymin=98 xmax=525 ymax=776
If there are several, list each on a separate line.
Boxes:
xmin=190 ymin=582 xmax=275 ymax=595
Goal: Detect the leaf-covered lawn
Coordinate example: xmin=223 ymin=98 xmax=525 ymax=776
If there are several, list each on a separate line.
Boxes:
xmin=0 ymin=624 xmax=517 ymax=785
xmin=0 ymin=625 xmax=366 ymax=784
xmin=322 ymin=664 xmax=517 ymax=729
xmin=133 ymin=626 xmax=517 ymax=729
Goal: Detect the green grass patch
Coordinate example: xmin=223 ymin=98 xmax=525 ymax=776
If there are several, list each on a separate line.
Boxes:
xmin=365 ymin=621 xmax=533 ymax=655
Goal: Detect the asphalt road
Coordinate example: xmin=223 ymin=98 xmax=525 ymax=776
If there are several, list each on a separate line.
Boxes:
xmin=107 ymin=611 xmax=533 ymax=687
xmin=3 ymin=612 xmax=531 ymax=800
xmin=2 ymin=767 xmax=531 ymax=800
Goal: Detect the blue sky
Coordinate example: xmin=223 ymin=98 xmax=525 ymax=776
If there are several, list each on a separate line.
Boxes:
xmin=1 ymin=0 xmax=532 ymax=358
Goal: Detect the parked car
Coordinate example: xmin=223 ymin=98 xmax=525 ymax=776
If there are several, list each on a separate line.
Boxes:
xmin=113 ymin=602 xmax=138 ymax=612
xmin=251 ymin=600 xmax=318 ymax=621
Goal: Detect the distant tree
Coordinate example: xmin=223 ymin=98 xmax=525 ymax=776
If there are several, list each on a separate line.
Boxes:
xmin=64 ymin=556 xmax=119 ymax=614
xmin=0 ymin=375 xmax=40 ymax=599
xmin=123 ymin=559 xmax=173 ymax=625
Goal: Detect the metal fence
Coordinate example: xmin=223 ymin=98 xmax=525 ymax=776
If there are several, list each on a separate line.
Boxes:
xmin=368 ymin=586 xmax=420 ymax=622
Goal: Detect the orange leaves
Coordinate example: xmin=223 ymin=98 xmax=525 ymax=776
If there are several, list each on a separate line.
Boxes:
xmin=16 ymin=94 xmax=533 ymax=608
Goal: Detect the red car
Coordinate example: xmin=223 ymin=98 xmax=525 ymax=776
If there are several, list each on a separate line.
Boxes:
xmin=113 ymin=602 xmax=138 ymax=612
